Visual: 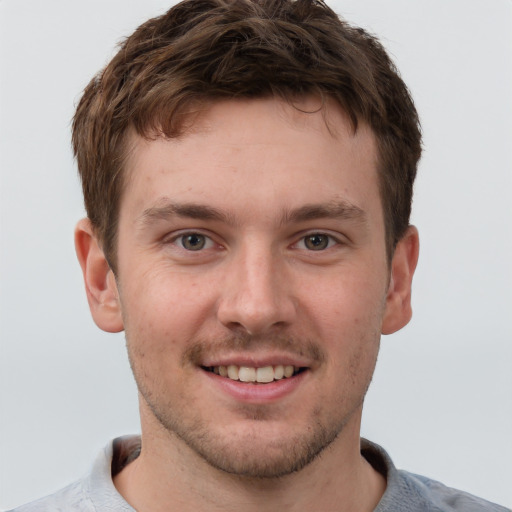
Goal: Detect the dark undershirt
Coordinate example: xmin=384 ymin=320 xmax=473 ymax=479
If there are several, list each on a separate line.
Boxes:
xmin=111 ymin=437 xmax=142 ymax=477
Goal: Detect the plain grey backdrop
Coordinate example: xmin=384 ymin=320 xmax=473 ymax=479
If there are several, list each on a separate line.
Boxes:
xmin=1 ymin=0 xmax=511 ymax=509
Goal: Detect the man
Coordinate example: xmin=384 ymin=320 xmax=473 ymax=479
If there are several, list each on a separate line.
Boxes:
xmin=8 ymin=0 xmax=509 ymax=511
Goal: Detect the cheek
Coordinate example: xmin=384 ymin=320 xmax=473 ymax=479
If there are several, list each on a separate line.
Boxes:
xmin=303 ymin=271 xmax=386 ymax=396
xmin=120 ymin=267 xmax=219 ymax=345
xmin=305 ymin=269 xmax=388 ymax=338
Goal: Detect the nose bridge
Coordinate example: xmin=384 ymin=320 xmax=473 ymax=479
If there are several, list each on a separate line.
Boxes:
xmin=217 ymin=237 xmax=294 ymax=334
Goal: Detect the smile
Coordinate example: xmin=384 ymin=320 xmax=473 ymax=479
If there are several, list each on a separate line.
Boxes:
xmin=203 ymin=365 xmax=304 ymax=383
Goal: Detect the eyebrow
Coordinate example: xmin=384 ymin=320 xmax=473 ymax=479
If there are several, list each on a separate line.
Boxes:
xmin=136 ymin=199 xmax=367 ymax=228
xmin=137 ymin=200 xmax=235 ymax=227
xmin=280 ymin=201 xmax=367 ymax=226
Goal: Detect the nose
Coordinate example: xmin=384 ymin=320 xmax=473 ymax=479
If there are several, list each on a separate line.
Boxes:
xmin=216 ymin=242 xmax=297 ymax=335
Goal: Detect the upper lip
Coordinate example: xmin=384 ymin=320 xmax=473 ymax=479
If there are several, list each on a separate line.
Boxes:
xmin=200 ymin=352 xmax=313 ymax=369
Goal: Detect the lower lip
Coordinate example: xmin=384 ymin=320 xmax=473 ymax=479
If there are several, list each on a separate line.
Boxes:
xmin=202 ymin=369 xmax=308 ymax=404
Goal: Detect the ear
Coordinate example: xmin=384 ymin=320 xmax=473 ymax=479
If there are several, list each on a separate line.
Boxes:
xmin=382 ymin=225 xmax=419 ymax=335
xmin=74 ymin=218 xmax=124 ymax=333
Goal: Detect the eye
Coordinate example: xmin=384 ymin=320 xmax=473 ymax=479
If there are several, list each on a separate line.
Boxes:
xmin=176 ymin=233 xmax=214 ymax=251
xmin=297 ymin=233 xmax=338 ymax=251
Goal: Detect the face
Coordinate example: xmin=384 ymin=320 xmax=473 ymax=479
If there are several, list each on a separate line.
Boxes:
xmin=97 ymin=98 xmax=410 ymax=478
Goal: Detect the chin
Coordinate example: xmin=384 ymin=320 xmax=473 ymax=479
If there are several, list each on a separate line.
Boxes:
xmin=161 ymin=411 xmax=344 ymax=479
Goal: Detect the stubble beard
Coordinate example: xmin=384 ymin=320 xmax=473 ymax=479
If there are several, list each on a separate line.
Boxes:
xmin=128 ymin=331 xmax=376 ymax=480
xmin=146 ymin=398 xmax=347 ymax=479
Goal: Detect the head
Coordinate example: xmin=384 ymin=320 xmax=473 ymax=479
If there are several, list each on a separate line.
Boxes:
xmin=72 ymin=0 xmax=421 ymax=274
xmin=73 ymin=0 xmax=422 ymax=481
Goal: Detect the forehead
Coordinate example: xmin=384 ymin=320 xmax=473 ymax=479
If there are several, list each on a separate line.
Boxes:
xmin=121 ymin=97 xmax=381 ymax=225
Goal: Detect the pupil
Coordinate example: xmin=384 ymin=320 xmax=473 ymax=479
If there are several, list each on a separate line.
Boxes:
xmin=183 ymin=234 xmax=205 ymax=250
xmin=306 ymin=234 xmax=328 ymax=250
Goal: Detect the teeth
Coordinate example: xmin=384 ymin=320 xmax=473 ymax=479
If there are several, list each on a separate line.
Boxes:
xmin=256 ymin=366 xmax=274 ymax=383
xmin=210 ymin=364 xmax=299 ymax=383
xmin=274 ymin=365 xmax=284 ymax=380
xmin=227 ymin=365 xmax=239 ymax=380
xmin=239 ymin=367 xmax=256 ymax=382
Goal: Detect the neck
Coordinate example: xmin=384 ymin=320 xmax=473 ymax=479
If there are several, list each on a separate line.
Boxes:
xmin=114 ymin=409 xmax=386 ymax=512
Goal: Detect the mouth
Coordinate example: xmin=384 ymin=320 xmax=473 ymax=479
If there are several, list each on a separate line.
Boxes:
xmin=201 ymin=364 xmax=307 ymax=384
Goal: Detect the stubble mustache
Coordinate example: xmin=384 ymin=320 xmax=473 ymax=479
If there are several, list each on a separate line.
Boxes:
xmin=181 ymin=331 xmax=327 ymax=368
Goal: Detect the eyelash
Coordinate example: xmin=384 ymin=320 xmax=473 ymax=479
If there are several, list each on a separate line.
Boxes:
xmin=165 ymin=231 xmax=341 ymax=252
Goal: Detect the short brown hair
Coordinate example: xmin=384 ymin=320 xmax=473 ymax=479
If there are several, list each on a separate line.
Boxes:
xmin=72 ymin=0 xmax=421 ymax=271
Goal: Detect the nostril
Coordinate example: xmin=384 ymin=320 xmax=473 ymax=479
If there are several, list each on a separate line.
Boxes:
xmin=221 ymin=319 xmax=292 ymax=337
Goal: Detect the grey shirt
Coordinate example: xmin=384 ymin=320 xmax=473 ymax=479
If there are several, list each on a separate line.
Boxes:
xmin=8 ymin=437 xmax=510 ymax=511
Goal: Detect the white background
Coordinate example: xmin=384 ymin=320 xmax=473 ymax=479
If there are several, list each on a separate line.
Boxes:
xmin=1 ymin=0 xmax=511 ymax=509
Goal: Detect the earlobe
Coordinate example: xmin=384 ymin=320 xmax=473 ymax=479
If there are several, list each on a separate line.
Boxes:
xmin=74 ymin=218 xmax=124 ymax=333
xmin=382 ymin=226 xmax=419 ymax=335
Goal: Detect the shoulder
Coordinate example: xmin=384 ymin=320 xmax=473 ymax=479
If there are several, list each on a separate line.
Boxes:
xmin=6 ymin=437 xmax=138 ymax=512
xmin=361 ymin=439 xmax=510 ymax=512
xmin=5 ymin=479 xmax=93 ymax=512
xmin=392 ymin=470 xmax=511 ymax=512
xmin=397 ymin=470 xmax=510 ymax=512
